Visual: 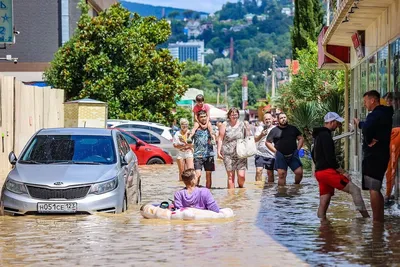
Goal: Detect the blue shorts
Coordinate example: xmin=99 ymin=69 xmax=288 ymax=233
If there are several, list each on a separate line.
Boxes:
xmin=255 ymin=155 xmax=275 ymax=170
xmin=274 ymin=150 xmax=302 ymax=171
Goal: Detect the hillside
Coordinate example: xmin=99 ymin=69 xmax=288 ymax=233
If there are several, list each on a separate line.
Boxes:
xmin=120 ymin=1 xmax=208 ymax=19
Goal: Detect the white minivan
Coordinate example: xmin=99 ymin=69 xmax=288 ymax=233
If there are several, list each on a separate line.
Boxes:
xmin=107 ymin=120 xmax=173 ymax=141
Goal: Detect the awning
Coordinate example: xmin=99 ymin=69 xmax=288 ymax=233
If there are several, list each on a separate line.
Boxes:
xmin=209 ymin=104 xmax=227 ymax=120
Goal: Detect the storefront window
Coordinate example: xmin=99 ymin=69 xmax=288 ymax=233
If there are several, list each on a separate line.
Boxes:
xmin=368 ymin=54 xmax=377 ymax=91
xmin=390 ymin=38 xmax=400 ymax=93
xmin=389 ymin=38 xmax=400 ymax=127
xmin=360 ymin=61 xmax=368 ymax=120
xmin=378 ymin=46 xmax=388 ymax=96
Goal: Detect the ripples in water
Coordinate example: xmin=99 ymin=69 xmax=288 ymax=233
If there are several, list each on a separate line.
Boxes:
xmin=1 ymin=162 xmax=400 ymax=266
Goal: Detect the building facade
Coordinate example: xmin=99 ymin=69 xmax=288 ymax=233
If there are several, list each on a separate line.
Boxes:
xmin=0 ymin=0 xmax=115 ymax=82
xmin=168 ymin=41 xmax=205 ymax=66
xmin=319 ymin=0 xmax=400 ymax=172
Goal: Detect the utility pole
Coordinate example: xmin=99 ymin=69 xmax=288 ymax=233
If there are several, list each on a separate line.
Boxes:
xmin=217 ymin=87 xmax=220 ymax=106
xmin=224 ymin=82 xmax=228 ymax=109
xmin=271 ymin=55 xmax=277 ymax=98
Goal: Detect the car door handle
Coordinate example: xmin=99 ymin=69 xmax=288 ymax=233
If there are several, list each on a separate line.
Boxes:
xmin=145 ymin=148 xmax=151 ymax=151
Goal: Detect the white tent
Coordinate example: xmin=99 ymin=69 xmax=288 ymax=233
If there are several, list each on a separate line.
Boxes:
xmin=208 ymin=105 xmax=227 ymax=120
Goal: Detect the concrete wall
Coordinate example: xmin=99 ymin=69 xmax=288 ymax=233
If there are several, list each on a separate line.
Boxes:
xmin=0 ymin=76 xmax=64 ymax=175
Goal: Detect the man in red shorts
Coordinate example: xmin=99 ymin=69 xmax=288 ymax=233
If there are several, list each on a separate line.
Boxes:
xmin=311 ymin=112 xmax=369 ymax=221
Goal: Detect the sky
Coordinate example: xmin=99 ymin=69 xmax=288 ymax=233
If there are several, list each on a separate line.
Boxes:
xmin=122 ymin=0 xmax=237 ymax=13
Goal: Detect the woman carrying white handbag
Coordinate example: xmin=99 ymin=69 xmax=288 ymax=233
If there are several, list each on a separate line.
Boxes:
xmin=217 ymin=107 xmax=253 ymax=189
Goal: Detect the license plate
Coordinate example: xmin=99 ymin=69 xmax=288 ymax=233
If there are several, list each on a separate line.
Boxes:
xmin=37 ymin=203 xmax=77 ymax=213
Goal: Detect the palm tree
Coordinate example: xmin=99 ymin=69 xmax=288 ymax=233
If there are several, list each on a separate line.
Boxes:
xmin=290 ymin=101 xmax=322 ymax=150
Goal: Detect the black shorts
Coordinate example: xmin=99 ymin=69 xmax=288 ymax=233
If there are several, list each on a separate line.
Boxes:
xmin=194 ymin=157 xmax=215 ymax=172
xmin=255 ymin=155 xmax=275 ymax=170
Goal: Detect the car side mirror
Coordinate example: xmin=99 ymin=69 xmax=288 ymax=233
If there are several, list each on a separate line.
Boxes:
xmin=8 ymin=151 xmax=17 ymax=165
xmin=122 ymin=151 xmax=134 ymax=166
xmin=137 ymin=140 xmax=145 ymax=146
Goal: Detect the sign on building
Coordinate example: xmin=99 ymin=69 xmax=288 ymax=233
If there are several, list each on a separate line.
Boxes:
xmin=0 ymin=0 xmax=14 ymax=44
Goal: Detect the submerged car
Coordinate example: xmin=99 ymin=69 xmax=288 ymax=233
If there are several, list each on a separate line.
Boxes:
xmin=0 ymin=128 xmax=141 ymax=215
xmin=118 ymin=129 xmax=173 ymax=165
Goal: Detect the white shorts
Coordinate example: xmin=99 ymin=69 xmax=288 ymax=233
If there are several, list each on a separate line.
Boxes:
xmin=176 ymin=150 xmax=194 ymax=160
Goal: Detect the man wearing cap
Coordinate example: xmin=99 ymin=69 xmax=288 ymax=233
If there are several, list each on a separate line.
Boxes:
xmin=312 ymin=112 xmax=370 ymax=221
xmin=354 ymin=90 xmax=393 ymax=222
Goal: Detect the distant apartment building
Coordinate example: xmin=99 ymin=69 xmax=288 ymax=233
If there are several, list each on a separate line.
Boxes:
xmin=0 ymin=0 xmax=116 ymax=82
xmin=184 ymin=20 xmax=201 ymax=38
xmin=168 ymin=41 xmax=205 ymax=66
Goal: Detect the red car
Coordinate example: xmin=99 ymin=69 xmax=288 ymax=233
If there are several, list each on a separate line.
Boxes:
xmin=118 ymin=129 xmax=173 ymax=165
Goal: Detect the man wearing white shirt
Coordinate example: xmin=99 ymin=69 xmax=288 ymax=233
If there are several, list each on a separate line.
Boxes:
xmin=254 ymin=112 xmax=275 ymax=182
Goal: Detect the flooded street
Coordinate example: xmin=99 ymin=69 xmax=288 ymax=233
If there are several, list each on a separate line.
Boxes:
xmin=1 ymin=160 xmax=400 ymax=266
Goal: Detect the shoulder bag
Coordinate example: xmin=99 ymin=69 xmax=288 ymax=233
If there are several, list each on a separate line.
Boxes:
xmin=236 ymin=122 xmax=257 ymax=158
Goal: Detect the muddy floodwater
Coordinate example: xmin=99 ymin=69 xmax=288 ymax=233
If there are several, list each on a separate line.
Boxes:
xmin=1 ymin=160 xmax=400 ymax=266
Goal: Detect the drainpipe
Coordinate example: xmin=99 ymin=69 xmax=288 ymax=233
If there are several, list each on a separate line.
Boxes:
xmin=322 ymin=45 xmax=350 ymax=170
xmin=61 ymin=0 xmax=70 ymax=45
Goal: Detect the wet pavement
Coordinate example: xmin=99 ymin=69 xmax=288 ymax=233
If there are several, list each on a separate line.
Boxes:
xmin=1 ymin=159 xmax=400 ymax=266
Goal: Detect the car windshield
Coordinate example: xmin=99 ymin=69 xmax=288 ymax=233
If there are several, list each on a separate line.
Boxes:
xmin=19 ymin=135 xmax=116 ymax=164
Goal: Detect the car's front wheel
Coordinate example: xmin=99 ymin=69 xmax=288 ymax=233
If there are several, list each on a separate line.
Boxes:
xmin=147 ymin=157 xmax=165 ymax=165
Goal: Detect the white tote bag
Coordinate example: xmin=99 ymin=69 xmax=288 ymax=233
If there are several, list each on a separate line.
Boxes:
xmin=236 ymin=124 xmax=257 ymax=158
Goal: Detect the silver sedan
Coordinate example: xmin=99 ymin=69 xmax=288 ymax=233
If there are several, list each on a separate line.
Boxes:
xmin=0 ymin=128 xmax=141 ymax=215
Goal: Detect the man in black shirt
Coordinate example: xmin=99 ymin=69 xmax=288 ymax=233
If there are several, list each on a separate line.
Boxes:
xmin=354 ymin=90 xmax=393 ymax=222
xmin=312 ymin=112 xmax=369 ymax=220
xmin=266 ymin=113 xmax=304 ymax=185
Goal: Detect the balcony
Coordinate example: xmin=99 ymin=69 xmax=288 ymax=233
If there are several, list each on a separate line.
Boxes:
xmin=323 ymin=0 xmax=395 ymax=47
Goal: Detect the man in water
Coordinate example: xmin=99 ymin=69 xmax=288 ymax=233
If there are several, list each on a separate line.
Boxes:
xmin=354 ymin=90 xmax=393 ymax=222
xmin=254 ymin=112 xmax=275 ymax=183
xmin=193 ymin=110 xmax=215 ymax=189
xmin=266 ymin=113 xmax=304 ymax=185
xmin=312 ymin=112 xmax=369 ymax=220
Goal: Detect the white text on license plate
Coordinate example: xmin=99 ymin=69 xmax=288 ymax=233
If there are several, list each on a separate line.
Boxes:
xmin=37 ymin=203 xmax=77 ymax=213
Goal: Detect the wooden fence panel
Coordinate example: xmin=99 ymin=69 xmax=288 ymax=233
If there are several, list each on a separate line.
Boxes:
xmin=14 ymin=81 xmax=37 ymax=155
xmin=34 ymin=85 xmax=44 ymax=131
xmin=0 ymin=76 xmax=15 ymax=176
xmin=0 ymin=76 xmax=65 ymax=177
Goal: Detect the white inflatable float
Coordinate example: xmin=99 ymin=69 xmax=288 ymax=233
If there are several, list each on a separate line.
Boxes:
xmin=140 ymin=204 xmax=235 ymax=220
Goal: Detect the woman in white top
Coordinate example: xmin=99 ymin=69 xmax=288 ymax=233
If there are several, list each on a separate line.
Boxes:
xmin=173 ymin=118 xmax=194 ymax=181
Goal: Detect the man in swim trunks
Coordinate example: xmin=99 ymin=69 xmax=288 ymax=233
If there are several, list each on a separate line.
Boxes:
xmin=312 ymin=112 xmax=369 ymax=221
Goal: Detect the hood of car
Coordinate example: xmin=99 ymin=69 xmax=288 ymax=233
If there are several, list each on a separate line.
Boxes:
xmin=8 ymin=164 xmax=118 ymax=187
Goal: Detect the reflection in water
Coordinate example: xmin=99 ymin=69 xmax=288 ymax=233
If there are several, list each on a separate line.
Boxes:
xmin=1 ymin=162 xmax=400 ymax=266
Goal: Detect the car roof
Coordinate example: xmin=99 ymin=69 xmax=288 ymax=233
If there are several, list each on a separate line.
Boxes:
xmin=37 ymin=128 xmax=114 ymax=136
xmin=122 ymin=128 xmax=169 ymax=140
xmin=109 ymin=120 xmax=170 ymax=129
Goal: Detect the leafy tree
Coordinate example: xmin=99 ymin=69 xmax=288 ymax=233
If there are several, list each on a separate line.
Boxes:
xmin=168 ymin=11 xmax=180 ymax=20
xmin=312 ymin=0 xmax=324 ymax=35
xmin=274 ymin=40 xmax=345 ymax=150
xmin=174 ymin=107 xmax=193 ymax=127
xmin=193 ymin=12 xmax=201 ymax=20
xmin=252 ymin=15 xmax=259 ymax=25
xmin=182 ymin=60 xmax=210 ymax=77
xmin=228 ymin=79 xmax=261 ymax=108
xmin=44 ymin=1 xmax=186 ymax=125
xmin=183 ymin=10 xmax=194 ymax=19
xmin=291 ymin=0 xmax=317 ymax=58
